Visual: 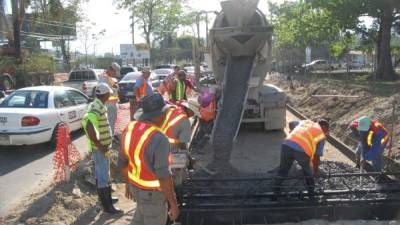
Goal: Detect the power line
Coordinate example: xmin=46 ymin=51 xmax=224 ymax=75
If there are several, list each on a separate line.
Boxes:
xmin=24 ymin=19 xmax=76 ymax=30
xmin=23 ymin=18 xmax=75 ymax=27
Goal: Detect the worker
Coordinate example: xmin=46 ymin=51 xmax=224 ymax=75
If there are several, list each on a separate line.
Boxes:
xmin=169 ymin=70 xmax=196 ymax=102
xmin=192 ymin=91 xmax=217 ymax=152
xmin=131 ymin=67 xmax=153 ymax=119
xmin=272 ymin=119 xmax=330 ymax=200
xmin=118 ymin=93 xmax=179 ymax=224
xmin=349 ymin=116 xmax=389 ymax=172
xmin=99 ymin=62 xmax=120 ymax=138
xmin=81 ymin=83 xmax=123 ymax=214
xmin=159 ymin=101 xmax=193 ymax=151
xmin=159 ymin=65 xmax=180 ymax=96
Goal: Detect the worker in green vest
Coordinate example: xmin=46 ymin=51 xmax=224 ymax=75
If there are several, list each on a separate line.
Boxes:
xmin=81 ymin=83 xmax=123 ymax=215
xmin=169 ymin=70 xmax=197 ymax=102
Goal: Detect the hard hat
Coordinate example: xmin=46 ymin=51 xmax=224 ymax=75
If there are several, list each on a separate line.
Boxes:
xmin=357 ymin=116 xmax=371 ymax=132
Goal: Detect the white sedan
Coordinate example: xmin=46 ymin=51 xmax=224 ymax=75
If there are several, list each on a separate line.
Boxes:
xmin=0 ymin=86 xmax=89 ymax=146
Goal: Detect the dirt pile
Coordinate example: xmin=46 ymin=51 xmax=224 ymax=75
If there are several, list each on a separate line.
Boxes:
xmin=268 ymin=74 xmax=400 ymax=161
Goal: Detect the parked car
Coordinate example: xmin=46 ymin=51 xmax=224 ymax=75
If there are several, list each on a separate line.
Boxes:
xmin=120 ymin=66 xmax=139 ymax=80
xmin=346 ymin=61 xmax=364 ymax=69
xmin=153 ymin=68 xmax=173 ymax=81
xmin=302 ymin=60 xmax=334 ymax=71
xmin=117 ymin=71 xmax=158 ymax=103
xmin=64 ymin=69 xmax=103 ymax=97
xmin=0 ymin=86 xmax=89 ymax=146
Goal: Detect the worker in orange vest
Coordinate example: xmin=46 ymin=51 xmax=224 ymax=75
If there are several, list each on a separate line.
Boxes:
xmin=100 ymin=62 xmax=120 ymax=137
xmin=272 ymin=119 xmax=330 ymax=201
xmin=118 ymin=93 xmax=179 ymax=224
xmin=159 ymin=100 xmax=200 ymax=186
xmin=192 ymin=91 xmax=217 ymax=152
xmin=130 ymin=67 xmax=153 ymax=120
xmin=160 ymin=101 xmax=198 ymax=151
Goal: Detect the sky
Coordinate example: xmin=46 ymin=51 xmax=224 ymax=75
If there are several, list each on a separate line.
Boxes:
xmin=71 ymin=0 xmax=283 ymax=55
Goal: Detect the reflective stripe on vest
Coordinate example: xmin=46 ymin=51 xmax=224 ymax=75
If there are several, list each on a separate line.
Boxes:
xmin=160 ymin=108 xmax=187 ymax=144
xmin=123 ymin=121 xmax=160 ymax=190
xmin=286 ymin=120 xmax=326 ymax=158
xmin=367 ymin=121 xmax=389 ymax=147
xmin=175 ymin=79 xmax=186 ymax=101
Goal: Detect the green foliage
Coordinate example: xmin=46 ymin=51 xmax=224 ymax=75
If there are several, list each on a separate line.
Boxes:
xmin=330 ymin=33 xmax=355 ymax=58
xmin=116 ymin=0 xmax=196 ymax=46
xmin=270 ymin=1 xmax=342 ymax=50
xmin=307 ymin=0 xmax=400 ymax=80
xmin=19 ymin=54 xmax=55 ymax=73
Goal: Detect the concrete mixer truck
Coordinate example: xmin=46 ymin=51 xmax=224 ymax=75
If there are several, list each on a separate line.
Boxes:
xmin=208 ymin=0 xmax=287 ymax=149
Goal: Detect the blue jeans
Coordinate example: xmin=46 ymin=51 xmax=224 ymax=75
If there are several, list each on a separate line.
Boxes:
xmin=355 ymin=142 xmax=384 ymax=172
xmin=92 ymin=150 xmax=110 ymax=188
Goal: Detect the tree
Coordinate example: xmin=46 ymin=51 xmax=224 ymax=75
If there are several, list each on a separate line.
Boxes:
xmin=29 ymin=0 xmax=84 ymax=69
xmin=269 ymin=1 xmax=343 ymax=67
xmin=10 ymin=0 xmax=30 ymax=60
xmin=116 ymin=0 xmax=194 ymax=47
xmin=308 ymin=0 xmax=400 ymax=80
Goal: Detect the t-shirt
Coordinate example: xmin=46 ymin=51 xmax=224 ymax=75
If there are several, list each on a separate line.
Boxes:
xmin=118 ymin=129 xmax=171 ymax=178
xmin=170 ymin=118 xmax=191 ymax=152
xmin=135 ymin=76 xmax=153 ymax=97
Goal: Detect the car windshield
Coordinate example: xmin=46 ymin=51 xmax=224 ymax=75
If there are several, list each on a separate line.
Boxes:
xmin=0 ymin=90 xmax=49 ymax=108
xmin=121 ymin=67 xmax=134 ymax=75
xmin=121 ymin=72 xmax=142 ymax=82
xmin=69 ymin=70 xmax=97 ymax=81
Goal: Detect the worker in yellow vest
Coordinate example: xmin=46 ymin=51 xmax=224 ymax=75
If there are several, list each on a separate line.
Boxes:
xmin=118 ymin=93 xmax=179 ymax=224
xmin=272 ymin=119 xmax=330 ymax=201
xmin=82 ymin=83 xmax=123 ymax=214
xmin=100 ymin=62 xmax=120 ymax=138
xmin=169 ymin=70 xmax=196 ymax=103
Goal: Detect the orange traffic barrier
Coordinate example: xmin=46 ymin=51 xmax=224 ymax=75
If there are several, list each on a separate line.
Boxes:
xmin=53 ymin=123 xmax=81 ymax=183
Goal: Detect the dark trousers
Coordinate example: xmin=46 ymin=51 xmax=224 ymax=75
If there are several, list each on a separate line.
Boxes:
xmin=273 ymin=144 xmax=315 ymax=195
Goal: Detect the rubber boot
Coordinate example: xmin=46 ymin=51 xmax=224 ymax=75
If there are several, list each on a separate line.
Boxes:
xmin=97 ymin=188 xmax=109 ymax=212
xmin=98 ymin=187 xmax=123 ymax=215
xmin=105 ymin=186 xmax=123 ymax=215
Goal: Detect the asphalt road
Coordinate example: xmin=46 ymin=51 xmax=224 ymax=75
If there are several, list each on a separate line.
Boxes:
xmin=0 ymin=130 xmax=89 ymax=217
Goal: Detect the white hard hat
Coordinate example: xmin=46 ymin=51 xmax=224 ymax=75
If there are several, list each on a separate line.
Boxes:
xmin=95 ymin=83 xmax=113 ymax=95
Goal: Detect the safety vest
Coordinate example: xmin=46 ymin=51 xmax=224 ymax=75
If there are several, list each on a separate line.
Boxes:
xmin=200 ymin=98 xmax=216 ymax=122
xmin=81 ymin=98 xmax=112 ymax=151
xmin=285 ymin=120 xmax=326 ymax=158
xmin=137 ymin=76 xmax=149 ymax=99
xmin=122 ymin=121 xmax=161 ymax=190
xmin=367 ymin=120 xmax=389 ymax=147
xmin=175 ymin=79 xmax=186 ymax=101
xmin=160 ymin=107 xmax=188 ymax=145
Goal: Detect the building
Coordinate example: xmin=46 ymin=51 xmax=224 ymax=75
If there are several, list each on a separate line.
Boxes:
xmin=120 ymin=43 xmax=150 ymax=66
